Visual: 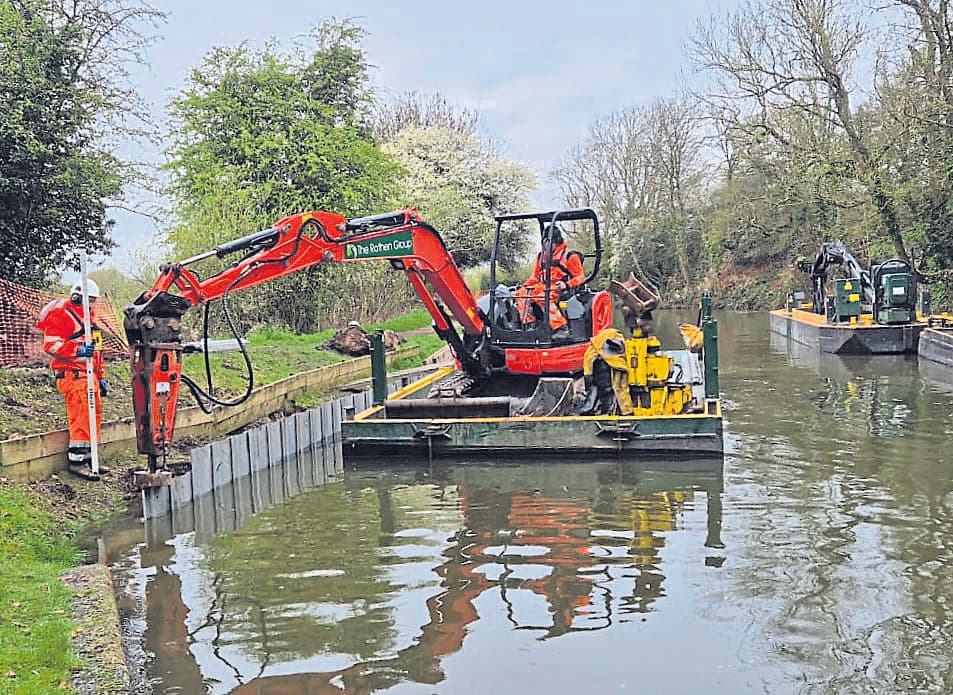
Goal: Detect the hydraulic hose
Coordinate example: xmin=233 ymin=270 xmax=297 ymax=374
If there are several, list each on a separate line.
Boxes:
xmin=180 ymin=273 xmax=255 ymax=414
xmin=179 ymin=218 xmax=313 ymax=414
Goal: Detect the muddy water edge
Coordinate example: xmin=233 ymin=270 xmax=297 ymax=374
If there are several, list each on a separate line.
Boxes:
xmin=93 ymin=312 xmax=953 ymax=694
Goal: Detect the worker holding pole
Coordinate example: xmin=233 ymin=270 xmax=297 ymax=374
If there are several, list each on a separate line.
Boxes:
xmin=36 ymin=262 xmax=108 ymax=480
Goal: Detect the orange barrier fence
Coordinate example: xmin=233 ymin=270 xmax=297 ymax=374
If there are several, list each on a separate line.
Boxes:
xmin=0 ymin=277 xmax=128 ymax=367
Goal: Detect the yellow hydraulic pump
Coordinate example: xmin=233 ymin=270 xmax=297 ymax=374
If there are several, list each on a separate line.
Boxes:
xmin=583 ymin=328 xmax=694 ymax=416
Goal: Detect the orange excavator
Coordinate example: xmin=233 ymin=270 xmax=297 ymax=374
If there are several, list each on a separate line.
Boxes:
xmin=125 ymin=207 xmax=611 ymax=468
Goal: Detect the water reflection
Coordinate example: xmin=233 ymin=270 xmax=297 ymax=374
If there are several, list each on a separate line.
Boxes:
xmin=729 ymin=314 xmax=953 ymax=692
xmin=769 ymin=329 xmax=922 ymax=437
xmin=111 ymin=457 xmax=723 ymax=694
xmin=111 ymin=311 xmax=953 ymax=694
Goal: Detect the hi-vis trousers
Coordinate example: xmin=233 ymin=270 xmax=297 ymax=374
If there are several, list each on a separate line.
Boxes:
xmin=55 ymin=370 xmax=102 ymax=465
xmin=515 ymin=283 xmax=567 ymax=330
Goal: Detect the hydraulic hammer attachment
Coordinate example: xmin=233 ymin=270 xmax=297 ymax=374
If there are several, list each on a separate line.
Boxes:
xmin=124 ymin=291 xmax=191 ymax=470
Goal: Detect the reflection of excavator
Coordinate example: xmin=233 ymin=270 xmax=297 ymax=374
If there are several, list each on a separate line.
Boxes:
xmin=796 ymin=241 xmax=917 ymax=325
xmin=229 ymin=465 xmax=724 ymax=694
xmin=125 ymin=208 xmax=613 ymax=468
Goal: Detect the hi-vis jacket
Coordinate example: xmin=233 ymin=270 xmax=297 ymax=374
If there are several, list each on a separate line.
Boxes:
xmin=36 ymin=299 xmax=104 ymax=377
xmin=524 ymin=242 xmax=586 ymax=289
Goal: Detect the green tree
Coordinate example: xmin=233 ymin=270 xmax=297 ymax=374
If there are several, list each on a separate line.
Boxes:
xmin=164 ymin=20 xmax=408 ymax=332
xmin=0 ymin=0 xmax=162 ymax=286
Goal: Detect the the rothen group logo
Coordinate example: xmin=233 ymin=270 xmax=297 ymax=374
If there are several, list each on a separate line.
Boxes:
xmin=344 ymin=231 xmax=414 ymax=259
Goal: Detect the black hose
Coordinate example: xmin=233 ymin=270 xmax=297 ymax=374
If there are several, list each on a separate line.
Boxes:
xmin=181 ymin=273 xmax=255 ymax=414
xmin=179 ymin=219 xmax=316 ymax=414
xmin=670 ymin=362 xmax=684 ymax=384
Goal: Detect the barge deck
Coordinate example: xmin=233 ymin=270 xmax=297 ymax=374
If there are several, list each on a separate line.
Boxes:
xmin=343 ymin=356 xmax=723 ymax=460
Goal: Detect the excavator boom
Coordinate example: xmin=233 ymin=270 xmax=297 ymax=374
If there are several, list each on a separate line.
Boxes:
xmin=124 ymin=208 xmax=485 ymax=467
xmin=797 ymin=241 xmax=874 ymax=315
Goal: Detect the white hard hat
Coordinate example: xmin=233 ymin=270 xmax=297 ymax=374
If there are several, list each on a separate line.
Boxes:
xmin=70 ymin=279 xmax=100 ymax=298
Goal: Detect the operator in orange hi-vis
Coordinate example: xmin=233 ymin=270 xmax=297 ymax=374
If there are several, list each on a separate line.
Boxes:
xmin=515 ymin=223 xmax=586 ymax=341
xmin=36 ymin=280 xmax=109 ymax=479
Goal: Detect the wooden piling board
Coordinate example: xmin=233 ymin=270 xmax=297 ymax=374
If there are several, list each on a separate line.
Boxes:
xmin=266 ymin=421 xmax=283 ymax=467
xmin=321 ymin=402 xmax=333 ymax=439
xmin=281 ymin=415 xmax=297 ymax=457
xmin=248 ymin=427 xmax=268 ymax=472
xmin=170 ymin=471 xmax=193 ymax=511
xmin=295 ymin=413 xmax=314 ymax=488
xmin=331 ymin=399 xmax=343 ymax=434
xmin=295 ymin=412 xmax=310 ymax=453
xmin=210 ymin=440 xmax=235 ymax=532
xmin=229 ymin=433 xmax=252 ymax=526
xmin=230 ymin=433 xmax=251 ymax=479
xmin=142 ymin=486 xmax=171 ymax=520
xmin=190 ymin=445 xmax=213 ymax=498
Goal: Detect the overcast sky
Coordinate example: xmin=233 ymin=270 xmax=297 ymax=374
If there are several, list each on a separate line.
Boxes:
xmin=111 ymin=0 xmax=737 ymax=269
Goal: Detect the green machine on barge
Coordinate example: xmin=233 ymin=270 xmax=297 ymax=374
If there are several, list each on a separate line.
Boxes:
xmin=770 ymin=241 xmax=926 ymax=355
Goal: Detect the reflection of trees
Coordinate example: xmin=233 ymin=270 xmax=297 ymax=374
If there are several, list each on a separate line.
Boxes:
xmin=206 ymin=483 xmax=408 ymax=665
xmin=217 ymin=463 xmax=723 ymax=693
xmin=731 ymin=316 xmax=953 ymax=690
xmin=770 ymin=330 xmax=922 ymax=438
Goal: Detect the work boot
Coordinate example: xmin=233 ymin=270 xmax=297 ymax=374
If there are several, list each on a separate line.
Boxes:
xmin=66 ymin=445 xmax=101 ymax=481
xmin=67 ymin=462 xmax=100 ymax=481
xmin=551 ymin=326 xmax=572 ymax=342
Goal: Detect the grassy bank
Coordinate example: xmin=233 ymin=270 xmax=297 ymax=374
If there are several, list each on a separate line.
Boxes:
xmin=0 ymin=309 xmax=442 ymax=440
xmin=0 ymin=487 xmax=79 ymax=693
xmin=0 ymin=471 xmax=130 ymax=695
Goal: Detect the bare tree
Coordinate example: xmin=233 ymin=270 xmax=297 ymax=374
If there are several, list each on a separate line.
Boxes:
xmin=650 ymin=98 xmax=706 ymax=285
xmin=15 ymin=0 xmax=166 ymax=138
xmin=373 ymin=91 xmax=479 ymax=142
xmin=690 ymin=0 xmax=912 ymax=262
xmin=895 ymin=0 xmax=953 ymax=115
xmin=553 ymin=97 xmax=705 ymax=287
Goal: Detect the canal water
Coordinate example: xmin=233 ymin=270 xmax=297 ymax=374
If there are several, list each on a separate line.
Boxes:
xmin=104 ymin=312 xmax=953 ymax=694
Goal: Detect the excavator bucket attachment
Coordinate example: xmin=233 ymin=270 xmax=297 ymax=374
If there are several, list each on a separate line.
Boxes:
xmin=609 ymin=272 xmax=660 ymax=334
xmin=516 ymin=378 xmax=575 ymax=417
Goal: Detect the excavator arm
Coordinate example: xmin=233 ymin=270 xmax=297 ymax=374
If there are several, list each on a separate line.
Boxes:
xmin=797 ymin=241 xmax=873 ymax=315
xmin=124 ymin=208 xmax=485 ymax=468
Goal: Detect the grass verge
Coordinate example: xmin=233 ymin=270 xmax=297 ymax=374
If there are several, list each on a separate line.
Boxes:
xmin=0 ymin=470 xmax=131 ymax=695
xmin=0 ymin=487 xmax=83 ymax=694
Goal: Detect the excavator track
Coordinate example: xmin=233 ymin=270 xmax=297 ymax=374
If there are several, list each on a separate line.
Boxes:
xmin=428 ymin=371 xmax=481 ymax=398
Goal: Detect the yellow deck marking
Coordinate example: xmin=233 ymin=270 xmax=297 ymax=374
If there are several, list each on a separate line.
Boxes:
xmin=770 ymin=308 xmax=926 ymax=330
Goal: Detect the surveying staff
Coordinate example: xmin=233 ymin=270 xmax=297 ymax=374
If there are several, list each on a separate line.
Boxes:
xmin=515 ymin=223 xmax=586 ymax=340
xmin=37 ymin=280 xmax=108 ymax=479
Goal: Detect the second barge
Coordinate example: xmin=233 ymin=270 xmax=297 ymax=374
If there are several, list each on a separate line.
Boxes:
xmin=918 ymin=322 xmax=953 ymax=367
xmin=769 ymin=308 xmax=925 ymax=355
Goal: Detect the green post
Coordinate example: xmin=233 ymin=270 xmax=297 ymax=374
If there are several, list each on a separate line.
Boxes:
xmin=920 ymin=288 xmax=932 ymax=318
xmin=371 ymin=330 xmax=387 ymax=406
xmin=701 ymin=291 xmax=719 ymax=401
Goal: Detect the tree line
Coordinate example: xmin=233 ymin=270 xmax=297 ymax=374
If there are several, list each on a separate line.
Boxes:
xmin=0 ymin=3 xmax=535 ymax=332
xmin=557 ymin=0 xmax=953 ymax=307
xmin=6 ymin=0 xmax=953 ymax=323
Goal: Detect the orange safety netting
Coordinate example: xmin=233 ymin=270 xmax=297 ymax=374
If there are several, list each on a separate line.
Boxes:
xmin=0 ymin=277 xmax=129 ymax=368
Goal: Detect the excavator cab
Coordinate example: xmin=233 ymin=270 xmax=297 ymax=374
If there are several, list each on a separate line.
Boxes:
xmin=476 ymin=209 xmax=612 ymax=372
